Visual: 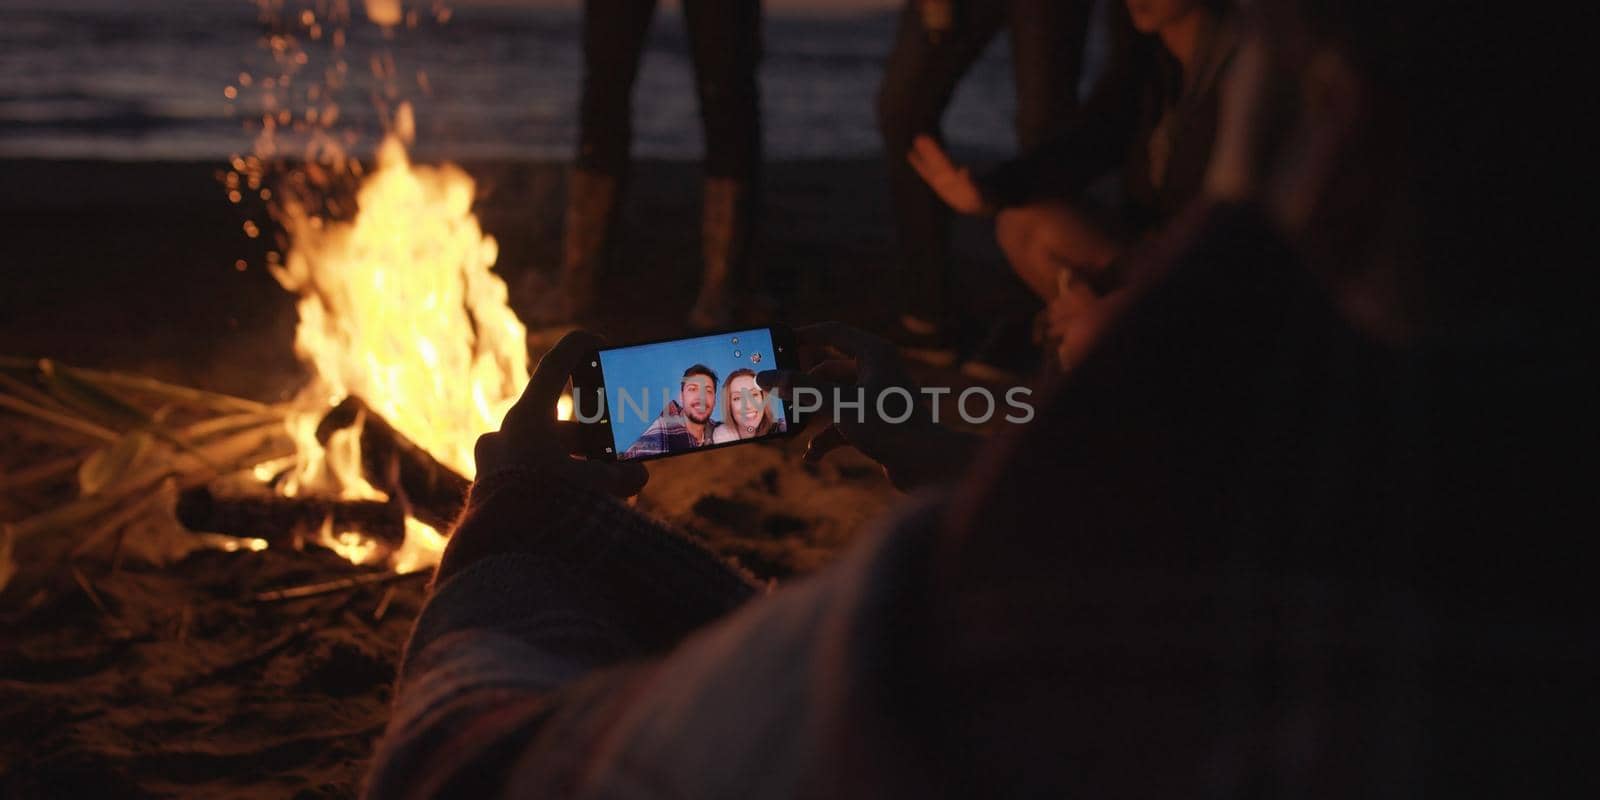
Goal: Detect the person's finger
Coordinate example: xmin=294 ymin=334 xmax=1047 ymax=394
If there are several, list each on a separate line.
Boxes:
xmin=799 ymin=360 xmax=858 ymax=426
xmin=1057 ymin=337 xmax=1078 ymax=372
xmin=756 ymin=368 xmax=802 ymax=399
xmin=757 ymin=367 xmax=843 ymax=400
xmin=472 ymin=430 xmax=511 ymax=474
xmin=906 ymin=143 xmax=935 ymax=178
xmin=552 ymin=419 xmax=583 ymax=456
xmin=1046 ymin=303 xmax=1071 ymax=340
xmin=803 ymin=424 xmax=850 ymax=465
xmin=907 ymin=135 xmax=932 ymax=166
xmin=808 ymin=358 xmax=858 ymax=385
xmin=952 ymin=168 xmax=983 ymax=211
xmin=798 ymin=322 xmax=907 ymax=387
xmin=508 ymin=330 xmax=604 ymax=427
xmin=759 ymin=367 xmax=845 ymax=432
xmin=795 ymin=340 xmax=851 ymax=370
xmin=910 ymin=134 xmax=954 ymax=172
xmin=907 ymin=149 xmax=951 ymax=195
xmin=908 ymin=160 xmax=944 ymax=196
xmin=567 ymin=384 xmax=608 ymax=426
xmin=793 ymin=322 xmax=895 ymax=364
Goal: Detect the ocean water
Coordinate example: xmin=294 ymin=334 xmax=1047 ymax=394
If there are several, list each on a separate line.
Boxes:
xmin=0 ymin=0 xmax=1040 ymax=162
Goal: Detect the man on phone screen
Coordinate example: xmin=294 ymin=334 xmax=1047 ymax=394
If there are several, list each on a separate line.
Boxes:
xmin=622 ymin=365 xmax=721 ymax=458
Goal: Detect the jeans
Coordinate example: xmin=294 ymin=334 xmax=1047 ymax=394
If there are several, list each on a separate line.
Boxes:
xmin=577 ymin=0 xmax=763 ymax=182
xmin=877 ymin=0 xmax=1092 ymax=324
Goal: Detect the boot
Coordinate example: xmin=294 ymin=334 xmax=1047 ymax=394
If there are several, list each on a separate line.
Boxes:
xmin=688 ymin=176 xmax=754 ymax=330
xmin=558 ymin=168 xmax=619 ymax=321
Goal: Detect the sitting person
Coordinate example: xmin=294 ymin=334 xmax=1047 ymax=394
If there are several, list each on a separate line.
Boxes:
xmin=621 ymin=364 xmax=720 ymax=458
xmin=364 ymin=0 xmax=1578 ymax=792
xmin=908 ymin=0 xmax=1237 ymax=357
xmin=712 ymin=367 xmax=786 ymax=443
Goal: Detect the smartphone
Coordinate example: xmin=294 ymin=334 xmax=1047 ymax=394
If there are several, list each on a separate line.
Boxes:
xmin=572 ymin=325 xmax=799 ymax=462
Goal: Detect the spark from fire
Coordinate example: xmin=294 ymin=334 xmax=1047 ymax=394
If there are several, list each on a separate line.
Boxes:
xmin=364 ymin=0 xmax=403 ymax=28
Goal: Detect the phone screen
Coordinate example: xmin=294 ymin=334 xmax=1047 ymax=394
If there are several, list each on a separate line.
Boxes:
xmin=573 ymin=326 xmax=795 ymax=461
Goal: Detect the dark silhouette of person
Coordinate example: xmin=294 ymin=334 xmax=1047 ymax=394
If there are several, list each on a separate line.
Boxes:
xmin=558 ymin=0 xmax=765 ymax=330
xmin=365 ymin=1 xmax=1584 ymax=795
xmin=877 ymin=0 xmax=1095 ymax=362
xmin=909 ymin=0 xmax=1236 ymax=308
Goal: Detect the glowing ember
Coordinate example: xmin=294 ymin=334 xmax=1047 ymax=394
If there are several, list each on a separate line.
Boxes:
xmin=363 ymin=0 xmax=403 ymax=28
xmin=267 ymin=103 xmax=528 ymax=571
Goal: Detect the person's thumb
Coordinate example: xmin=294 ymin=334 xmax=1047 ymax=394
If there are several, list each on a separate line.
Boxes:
xmin=803 ymin=424 xmax=850 ymax=465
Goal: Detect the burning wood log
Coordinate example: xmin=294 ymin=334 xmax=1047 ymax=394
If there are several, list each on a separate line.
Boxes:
xmin=175 ymin=487 xmax=405 ymax=547
xmin=314 ymin=396 xmax=469 ymax=531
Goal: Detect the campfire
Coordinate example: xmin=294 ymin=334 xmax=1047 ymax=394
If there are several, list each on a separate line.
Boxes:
xmin=0 ymin=1 xmax=537 ymax=596
xmin=266 ymin=104 xmax=531 ymax=575
xmin=0 ymin=120 xmax=528 ymax=592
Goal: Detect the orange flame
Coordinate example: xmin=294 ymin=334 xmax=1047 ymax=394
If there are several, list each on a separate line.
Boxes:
xmin=267 ymin=103 xmax=527 ymax=571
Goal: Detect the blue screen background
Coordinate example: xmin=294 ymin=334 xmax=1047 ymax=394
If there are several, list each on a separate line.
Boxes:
xmin=596 ymin=328 xmax=786 ymax=452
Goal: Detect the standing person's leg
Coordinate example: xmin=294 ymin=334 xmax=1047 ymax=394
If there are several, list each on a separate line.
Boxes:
xmin=1006 ymin=0 xmax=1093 ymax=151
xmin=682 ymin=0 xmax=764 ymax=330
xmin=561 ymin=0 xmax=658 ymax=319
xmin=877 ymin=1 xmax=1005 ymax=352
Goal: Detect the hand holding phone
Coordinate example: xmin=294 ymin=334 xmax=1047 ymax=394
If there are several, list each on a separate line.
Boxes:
xmin=757 ymin=322 xmax=980 ymax=492
xmin=474 ymin=330 xmax=648 ymax=496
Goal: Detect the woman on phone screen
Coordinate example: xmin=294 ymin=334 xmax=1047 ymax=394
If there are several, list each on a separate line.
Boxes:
xmin=713 ymin=368 xmax=784 ymax=443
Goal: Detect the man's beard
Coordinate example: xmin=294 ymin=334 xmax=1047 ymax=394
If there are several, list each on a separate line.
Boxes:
xmin=685 ymin=407 xmax=711 ymax=425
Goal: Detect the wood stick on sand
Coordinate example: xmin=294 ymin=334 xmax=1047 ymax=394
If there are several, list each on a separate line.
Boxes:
xmin=254 ymin=568 xmax=429 ymax=603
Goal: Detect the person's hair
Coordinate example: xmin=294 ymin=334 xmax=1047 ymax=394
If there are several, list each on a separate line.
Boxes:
xmin=681 ymin=364 xmax=718 ymax=388
xmin=720 ymin=368 xmax=777 ymax=438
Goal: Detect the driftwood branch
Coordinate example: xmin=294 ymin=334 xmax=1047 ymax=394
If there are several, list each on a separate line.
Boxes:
xmin=253 ymin=568 xmax=428 ymax=603
xmin=175 ymin=487 xmax=405 ymax=546
xmin=315 ymin=396 xmax=468 ymax=531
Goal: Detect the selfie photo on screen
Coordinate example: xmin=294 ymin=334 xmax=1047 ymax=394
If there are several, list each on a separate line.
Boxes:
xmin=597 ymin=328 xmax=788 ymax=460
